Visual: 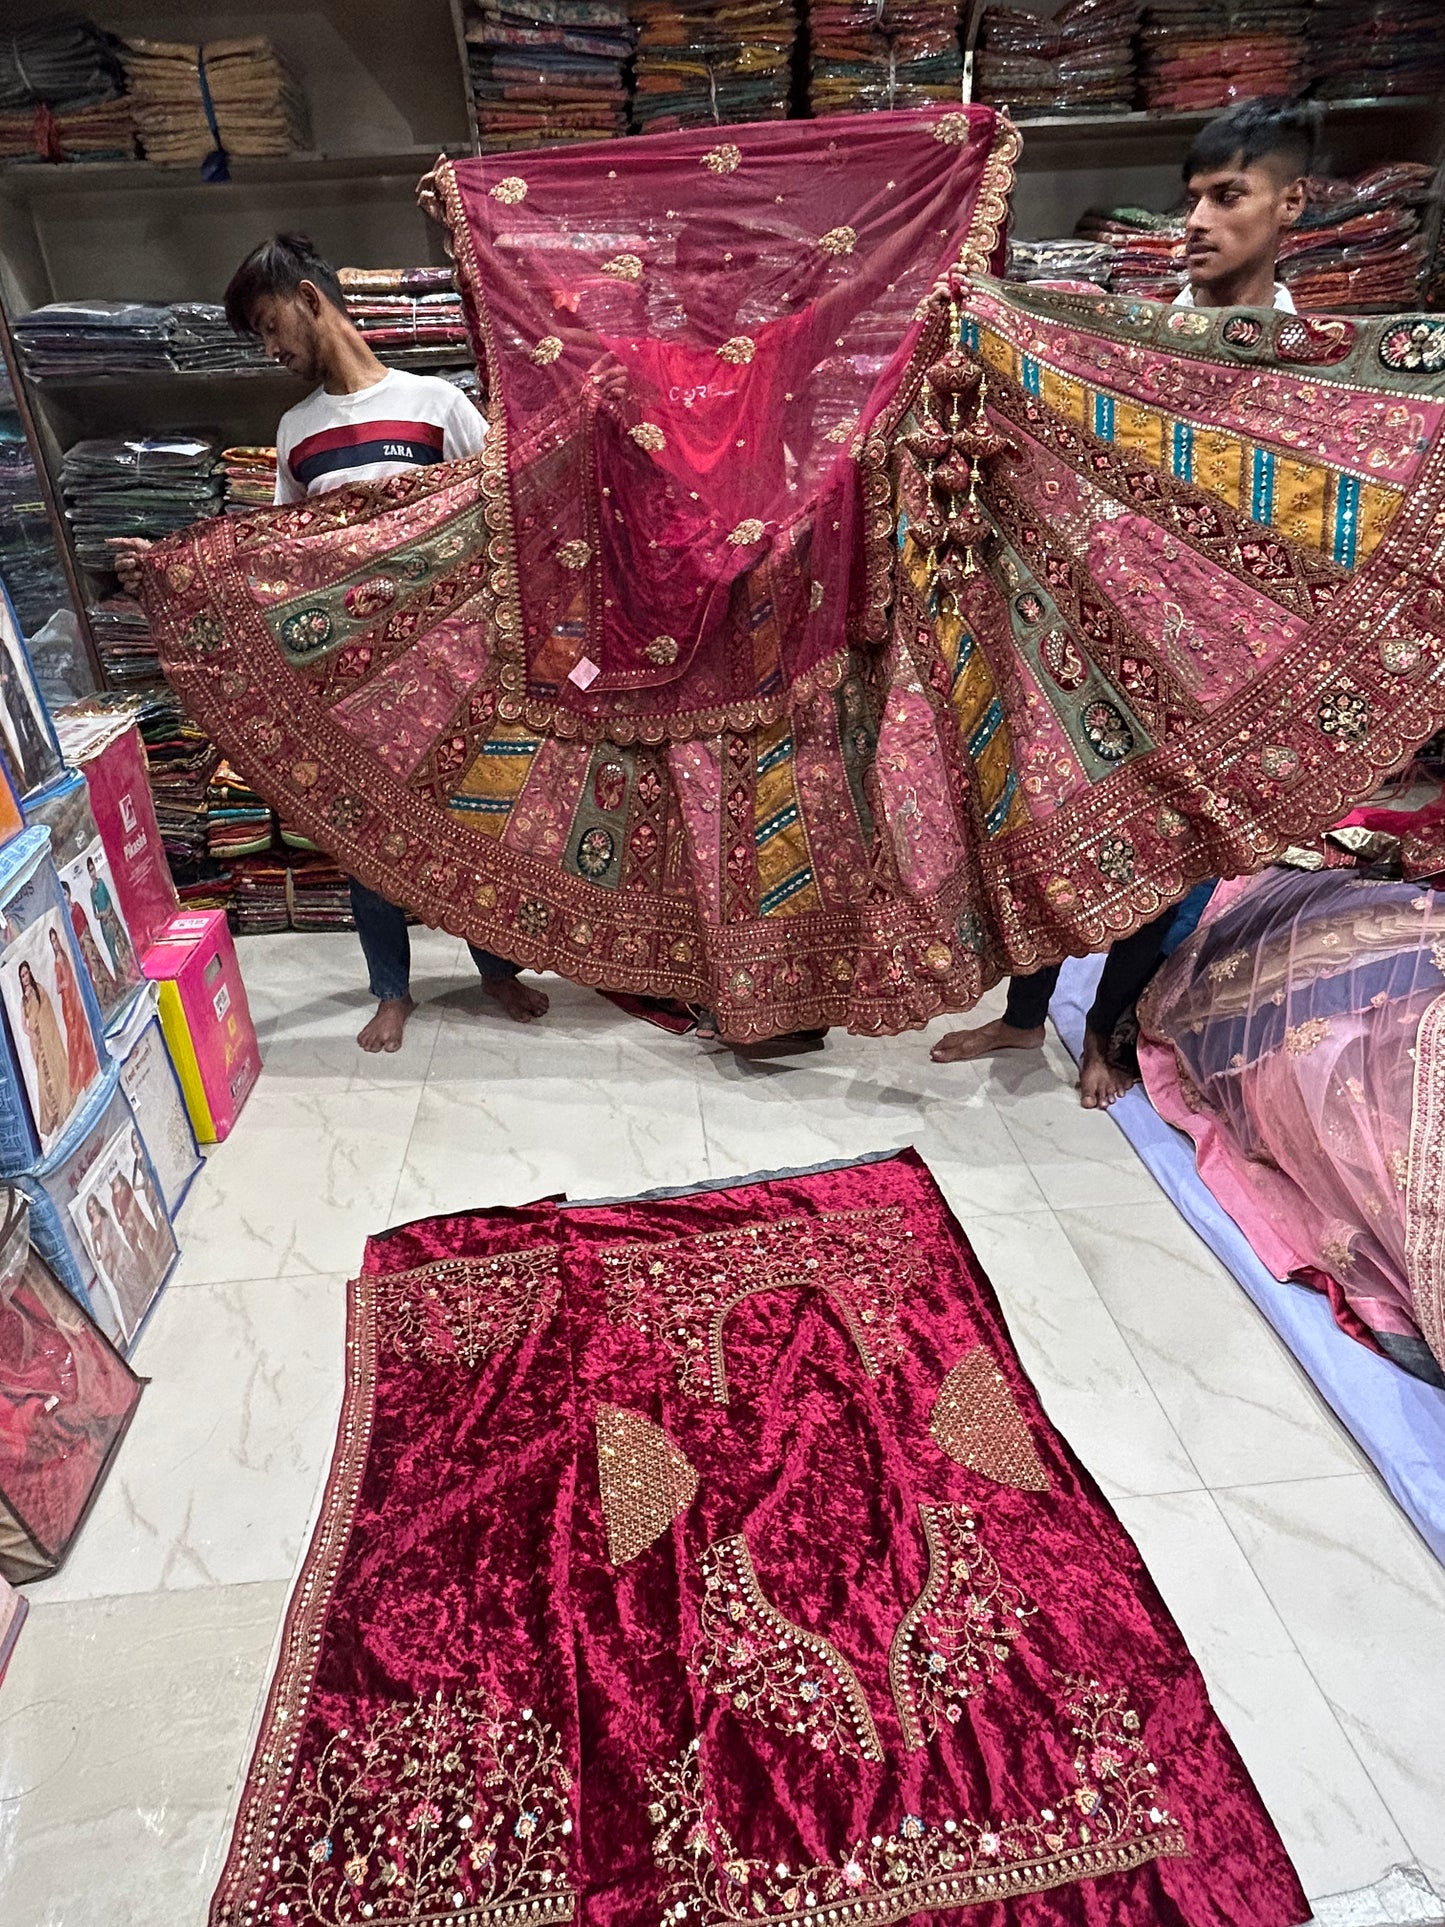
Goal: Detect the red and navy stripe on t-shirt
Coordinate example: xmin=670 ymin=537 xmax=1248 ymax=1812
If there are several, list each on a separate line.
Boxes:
xmin=288 ymin=418 xmax=446 ymax=490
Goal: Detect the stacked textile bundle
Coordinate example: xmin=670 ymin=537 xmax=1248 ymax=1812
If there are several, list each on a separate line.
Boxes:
xmin=1007 ymin=237 xmax=1117 ymax=286
xmin=229 ymin=858 xmax=289 ymax=934
xmin=287 ymin=858 xmax=356 ymax=932
xmin=1138 ymin=0 xmax=1308 ymax=111
xmin=465 ymin=0 xmax=633 ymax=149
xmin=0 ymin=14 xmax=133 ymax=163
xmin=1279 ymin=164 xmax=1437 ymax=313
xmin=120 ymin=37 xmax=309 ymax=166
xmin=1308 ymin=0 xmax=1445 ymax=100
xmin=206 ymin=763 xmax=275 ymax=864
xmin=337 ymin=267 xmax=469 ymax=354
xmin=87 ymin=595 xmax=158 ymax=685
xmin=0 ymin=418 xmax=69 ymax=635
xmin=129 ymin=690 xmax=220 ymax=887
xmin=1075 ymin=204 xmax=1185 ymax=298
xmin=808 ymin=0 xmax=963 ymax=116
xmin=976 ymin=0 xmax=1138 ymax=116
xmin=59 ymin=437 xmax=223 ymax=574
xmin=16 ymin=302 xmax=268 ymax=378
xmin=631 ymin=0 xmax=796 ymax=131
xmin=222 ymin=447 xmax=277 ymax=513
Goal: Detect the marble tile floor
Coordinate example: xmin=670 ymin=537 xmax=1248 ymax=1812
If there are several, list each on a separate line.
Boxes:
xmin=3 ymin=928 xmax=1444 ymax=1924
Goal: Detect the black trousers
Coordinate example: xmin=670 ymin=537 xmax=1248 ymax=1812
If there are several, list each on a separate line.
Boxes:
xmin=1003 ymin=907 xmax=1176 ymax=1039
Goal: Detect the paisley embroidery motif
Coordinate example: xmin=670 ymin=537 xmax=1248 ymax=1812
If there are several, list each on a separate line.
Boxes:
xmin=647 ymin=1680 xmax=1185 ymax=1926
xmin=601 ymin=1207 xmax=916 ymax=1403
xmin=889 ymin=1503 xmax=1036 ymax=1752
xmin=261 ymin=1686 xmax=575 ymax=1926
xmin=373 ymin=1250 xmax=560 ymax=1369
xmin=596 ymin=1404 xmax=698 ymax=1564
xmin=694 ymin=1534 xmax=883 ymax=1762
xmin=929 ymin=1348 xmax=1052 ymax=1492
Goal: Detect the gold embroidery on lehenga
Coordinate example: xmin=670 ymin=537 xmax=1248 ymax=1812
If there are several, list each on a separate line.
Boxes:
xmin=600 ymin=254 xmax=644 ymax=282
xmin=530 ymin=336 xmax=563 ymax=366
xmin=647 ymin=1679 xmax=1185 ymax=1927
xmin=929 ymin=1349 xmax=1052 ymax=1492
xmin=645 ymin=636 xmax=680 ymax=665
xmin=602 ymin=1208 xmax=916 ymax=1403
xmin=264 ymin=1686 xmax=576 ymax=1926
xmin=1284 ymin=1016 xmax=1331 ymax=1054
xmin=596 ymin=1403 xmax=699 ymax=1564
xmin=888 ymin=1503 xmax=1036 ymax=1752
xmin=629 ymin=422 xmax=667 ymax=453
xmin=727 ymin=518 xmax=766 ymax=546
xmin=490 ymin=176 xmax=528 ymax=204
xmin=717 ymin=337 xmax=756 ymax=366
xmin=374 ymin=1250 xmax=560 ymax=1369
xmin=818 ymin=226 xmax=857 ymax=258
xmin=695 ymin=1535 xmax=884 ymax=1762
xmin=701 ymin=143 xmax=742 ymax=174
xmin=556 ymin=539 xmax=592 ymax=570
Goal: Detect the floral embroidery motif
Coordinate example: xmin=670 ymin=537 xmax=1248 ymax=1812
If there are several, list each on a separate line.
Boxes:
xmin=717 ymin=337 xmax=756 ymax=366
xmin=1220 ymin=314 xmax=1263 ymax=350
xmin=629 ymin=422 xmax=667 ymax=453
xmin=695 ymin=1535 xmax=883 ymax=1762
xmin=645 ymin=636 xmax=680 ymax=665
xmin=557 ymin=540 xmax=592 ymax=571
xmin=600 ymin=254 xmax=644 ymax=282
xmin=929 ymin=1349 xmax=1052 ymax=1492
xmin=1318 ymin=688 xmax=1370 ymax=741
xmin=647 ymin=1680 xmax=1185 ymax=1927
xmin=1080 ymin=699 xmax=1134 ymax=763
xmin=596 ymin=1404 xmax=698 ymax=1564
xmin=889 ymin=1503 xmax=1036 ymax=1751
xmin=530 ymin=336 xmax=563 ymax=366
xmin=818 ymin=226 xmax=857 ymax=257
xmin=1284 ymin=1017 xmax=1330 ymax=1054
xmin=183 ymin=611 xmax=224 ymax=653
xmin=576 ymin=826 xmax=616 ymax=879
xmin=279 ymin=606 xmax=334 ymax=656
xmin=932 ymin=112 xmax=972 ymax=146
xmin=727 ymin=518 xmax=766 ymax=548
xmin=490 ymin=176 xmax=528 ymax=204
xmin=701 ymin=143 xmax=742 ymax=174
xmin=1095 ymin=835 xmax=1135 ymax=884
xmin=263 ymin=1686 xmax=575 ymax=1926
xmin=374 ymin=1250 xmax=560 ymax=1369
xmin=601 ymin=1207 xmax=916 ymax=1403
xmin=1379 ymin=319 xmax=1445 ymax=374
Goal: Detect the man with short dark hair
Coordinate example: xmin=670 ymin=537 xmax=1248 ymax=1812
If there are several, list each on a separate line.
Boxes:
xmin=930 ymin=98 xmax=1311 ymax=1105
xmin=113 ymin=233 xmax=548 ymax=1052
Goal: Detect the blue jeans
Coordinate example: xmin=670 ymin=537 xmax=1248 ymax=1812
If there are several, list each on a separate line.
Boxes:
xmin=349 ymin=880 xmax=518 ymax=1002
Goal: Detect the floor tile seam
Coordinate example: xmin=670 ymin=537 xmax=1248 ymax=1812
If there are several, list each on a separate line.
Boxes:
xmin=11 ymin=1573 xmax=290 ymax=1618
xmin=988 ymin=1087 xmax=1170 ymax=1212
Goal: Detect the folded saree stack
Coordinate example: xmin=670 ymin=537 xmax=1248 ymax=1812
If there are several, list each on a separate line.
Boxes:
xmin=87 ymin=594 xmax=158 ymax=686
xmin=630 ymin=0 xmax=796 ymax=131
xmin=0 ymin=14 xmax=133 ymax=164
xmin=1278 ymin=165 xmax=1436 ymax=314
xmin=976 ymin=0 xmax=1138 ymax=117
xmin=807 ymin=0 xmax=963 ymax=117
xmin=119 ymin=37 xmax=309 ymax=166
xmin=285 ymin=857 xmax=356 ymax=931
xmin=1307 ymin=0 xmax=1445 ymax=101
xmin=1007 ymin=236 xmax=1117 ymax=289
xmin=0 ymin=412 xmax=69 ymax=634
xmin=465 ymin=0 xmax=634 ymax=148
xmin=15 ymin=302 xmax=269 ymax=378
xmin=228 ymin=856 xmax=289 ymax=934
xmin=334 ymin=270 xmax=470 ymax=355
xmin=1138 ymin=0 xmax=1308 ymax=110
xmin=206 ymin=762 xmax=275 ymax=864
xmin=1075 ymin=202 xmax=1185 ymax=298
xmin=221 ymin=447 xmax=278 ymax=515
xmin=60 ymin=436 xmax=223 ymax=575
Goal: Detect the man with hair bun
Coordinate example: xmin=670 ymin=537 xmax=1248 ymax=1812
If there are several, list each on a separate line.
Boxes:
xmin=931 ymin=98 xmax=1312 ymax=1105
xmin=112 ymin=232 xmax=549 ymax=1053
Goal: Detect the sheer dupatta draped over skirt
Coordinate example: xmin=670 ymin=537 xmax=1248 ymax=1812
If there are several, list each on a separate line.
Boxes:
xmin=143 ymin=106 xmax=1445 ymax=1040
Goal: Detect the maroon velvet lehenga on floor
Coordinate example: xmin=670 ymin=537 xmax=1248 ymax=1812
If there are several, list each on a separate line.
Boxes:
xmin=212 ymin=1154 xmax=1308 ymax=1927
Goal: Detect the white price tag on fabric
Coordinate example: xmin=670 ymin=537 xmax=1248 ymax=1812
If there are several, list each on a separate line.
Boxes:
xmin=568 ymin=657 xmax=601 ymax=689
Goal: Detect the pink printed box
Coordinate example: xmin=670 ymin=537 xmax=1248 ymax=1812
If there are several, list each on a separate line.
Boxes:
xmin=141 ymin=911 xmax=260 ymax=1144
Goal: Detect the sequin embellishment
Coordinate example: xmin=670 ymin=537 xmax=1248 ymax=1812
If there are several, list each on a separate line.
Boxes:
xmin=702 ymin=143 xmax=742 ymax=174
xmin=373 ymin=1250 xmax=560 ymax=1370
xmin=889 ymin=1503 xmax=1036 ymax=1751
xmin=929 ymin=1349 xmax=1051 ymax=1492
xmin=647 ymin=1679 xmax=1185 ymax=1926
xmin=490 ymin=176 xmax=528 ymax=204
xmin=695 ymin=1535 xmax=883 ymax=1761
xmin=601 ymin=254 xmax=644 ymax=282
xmin=718 ymin=337 xmax=756 ymax=366
xmin=629 ymin=422 xmax=667 ymax=453
xmin=596 ymin=1403 xmax=699 ymax=1564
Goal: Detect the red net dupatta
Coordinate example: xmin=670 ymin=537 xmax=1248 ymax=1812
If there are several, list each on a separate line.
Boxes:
xmin=437 ymin=107 xmax=1017 ymax=733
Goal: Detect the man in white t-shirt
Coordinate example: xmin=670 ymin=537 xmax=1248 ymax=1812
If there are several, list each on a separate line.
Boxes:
xmin=931 ymin=98 xmax=1313 ymax=1104
xmin=113 ymin=232 xmax=548 ymax=1053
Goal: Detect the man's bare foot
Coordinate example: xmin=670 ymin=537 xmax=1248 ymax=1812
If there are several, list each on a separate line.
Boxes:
xmin=1078 ymin=1028 xmax=1136 ymax=1109
xmin=358 ymin=995 xmax=414 ymax=1053
xmin=484 ymin=976 xmax=549 ymax=1022
xmin=931 ymin=1017 xmax=1046 ymax=1064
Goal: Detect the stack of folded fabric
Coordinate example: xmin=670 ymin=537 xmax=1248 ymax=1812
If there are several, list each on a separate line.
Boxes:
xmin=167 ymin=303 xmax=269 ymax=372
xmin=0 ymin=14 xmax=134 ymax=163
xmin=1007 ymin=237 xmax=1118 ymax=287
xmin=976 ymin=0 xmax=1138 ymax=116
xmin=112 ymin=687 xmax=220 ymax=889
xmin=86 ymin=595 xmax=158 ymax=685
xmin=0 ymin=403 xmax=70 ymax=634
xmin=222 ymin=447 xmax=278 ymax=513
xmin=287 ymin=857 xmax=356 ymax=931
xmin=207 ymin=762 xmax=276 ymax=864
xmin=808 ymin=0 xmax=964 ymax=116
xmin=15 ymin=303 xmax=174 ymax=378
xmin=337 ymin=266 xmax=470 ymax=356
xmin=60 ymin=437 xmax=223 ymax=574
xmin=465 ymin=0 xmax=634 ymax=148
xmin=120 ymin=37 xmax=309 ymax=166
xmin=1138 ymin=0 xmax=1308 ymax=111
xmin=631 ymin=0 xmax=796 ymax=131
xmin=1279 ymin=164 xmax=1437 ymax=313
xmin=1308 ymin=0 xmax=1445 ymax=100
xmin=229 ymin=856 xmax=290 ymax=935
xmin=1075 ymin=203 xmax=1185 ymax=298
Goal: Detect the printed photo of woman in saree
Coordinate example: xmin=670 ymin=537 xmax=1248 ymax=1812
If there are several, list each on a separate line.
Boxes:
xmin=69 ymin=1123 xmax=176 ymax=1344
xmin=0 ymin=908 xmax=100 ymax=1153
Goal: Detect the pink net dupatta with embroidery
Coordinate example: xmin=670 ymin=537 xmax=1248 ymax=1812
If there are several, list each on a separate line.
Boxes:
xmin=209 ymin=1152 xmax=1310 ymax=1927
xmin=143 ymin=109 xmax=1445 ymax=1041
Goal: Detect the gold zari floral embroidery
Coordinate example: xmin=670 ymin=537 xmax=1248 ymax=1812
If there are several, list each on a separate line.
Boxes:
xmin=727 ymin=519 xmax=766 ymax=547
xmin=818 ymin=226 xmax=858 ymax=257
xmin=600 ymin=254 xmax=643 ymax=282
xmin=702 ymin=143 xmax=742 ymax=174
xmin=629 ymin=422 xmax=667 ymax=453
xmin=645 ymin=636 xmax=680 ymax=665
xmin=373 ymin=1250 xmax=559 ymax=1370
xmin=717 ymin=337 xmax=756 ymax=365
xmin=556 ymin=540 xmax=592 ymax=571
xmin=530 ymin=337 xmax=564 ymax=366
xmin=491 ymin=177 xmax=528 ymax=204
xmin=596 ymin=1403 xmax=698 ymax=1564
xmin=929 ymin=1349 xmax=1051 ymax=1492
